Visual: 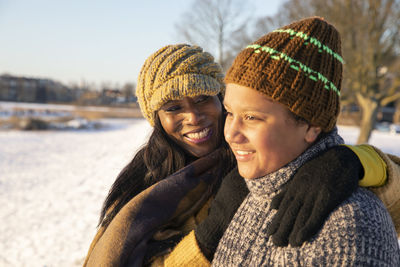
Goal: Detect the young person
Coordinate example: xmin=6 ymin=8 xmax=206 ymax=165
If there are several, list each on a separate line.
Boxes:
xmin=83 ymin=43 xmax=398 ymax=266
xmin=187 ymin=17 xmax=398 ymax=266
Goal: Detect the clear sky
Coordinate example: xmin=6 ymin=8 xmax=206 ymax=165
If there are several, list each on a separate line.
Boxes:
xmin=0 ymin=0 xmax=282 ymax=87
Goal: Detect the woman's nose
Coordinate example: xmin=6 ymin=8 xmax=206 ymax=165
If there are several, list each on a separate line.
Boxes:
xmin=184 ymin=106 xmax=204 ymax=125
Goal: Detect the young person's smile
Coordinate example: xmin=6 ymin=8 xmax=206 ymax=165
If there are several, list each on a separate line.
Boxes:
xmin=158 ymin=95 xmax=222 ymax=157
xmin=223 ymin=84 xmax=320 ymax=179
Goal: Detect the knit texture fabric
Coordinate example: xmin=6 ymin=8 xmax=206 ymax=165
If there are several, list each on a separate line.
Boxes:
xmin=225 ymin=17 xmax=342 ymax=132
xmin=162 ymin=231 xmax=211 ymax=267
xmin=136 ymin=44 xmax=225 ymax=126
xmin=212 ymin=130 xmax=400 ymax=266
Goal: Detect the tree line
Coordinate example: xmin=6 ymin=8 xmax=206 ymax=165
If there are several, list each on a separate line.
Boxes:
xmin=0 ymin=74 xmax=136 ymax=107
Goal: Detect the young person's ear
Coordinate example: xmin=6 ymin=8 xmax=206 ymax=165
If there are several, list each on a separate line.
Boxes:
xmin=305 ymin=126 xmax=322 ymax=143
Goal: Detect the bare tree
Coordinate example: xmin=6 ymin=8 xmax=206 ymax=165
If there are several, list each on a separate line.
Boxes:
xmin=175 ymin=0 xmax=252 ymax=70
xmin=254 ymin=0 xmax=400 ymax=143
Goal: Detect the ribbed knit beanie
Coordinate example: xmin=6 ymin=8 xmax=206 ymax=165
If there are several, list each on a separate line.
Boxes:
xmin=225 ymin=17 xmax=343 ymax=132
xmin=136 ymin=44 xmax=225 ymax=126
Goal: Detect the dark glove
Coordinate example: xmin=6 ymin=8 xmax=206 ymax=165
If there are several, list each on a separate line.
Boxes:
xmin=194 ymin=167 xmax=249 ymax=261
xmin=267 ymin=145 xmax=362 ymax=247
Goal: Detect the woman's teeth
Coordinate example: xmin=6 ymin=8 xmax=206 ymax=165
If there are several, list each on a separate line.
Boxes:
xmin=186 ymin=128 xmax=210 ymax=139
xmin=236 ymin=150 xmax=253 ymax=155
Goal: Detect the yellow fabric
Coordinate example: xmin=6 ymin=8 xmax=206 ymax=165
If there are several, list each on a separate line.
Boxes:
xmin=344 ymin=144 xmax=387 ymax=187
xmin=163 ymin=231 xmax=211 ymax=267
xmin=136 ymin=44 xmax=224 ymax=126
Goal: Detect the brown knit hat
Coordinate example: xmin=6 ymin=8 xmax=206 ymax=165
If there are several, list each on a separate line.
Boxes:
xmin=136 ymin=44 xmax=225 ymax=126
xmin=225 ymin=17 xmax=343 ymax=132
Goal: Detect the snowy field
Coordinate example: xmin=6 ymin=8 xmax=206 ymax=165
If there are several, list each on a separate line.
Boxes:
xmin=0 ymin=118 xmax=399 ymax=267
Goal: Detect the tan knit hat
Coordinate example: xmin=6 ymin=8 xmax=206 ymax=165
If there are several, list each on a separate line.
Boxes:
xmin=225 ymin=17 xmax=343 ymax=132
xmin=136 ymin=44 xmax=225 ymax=126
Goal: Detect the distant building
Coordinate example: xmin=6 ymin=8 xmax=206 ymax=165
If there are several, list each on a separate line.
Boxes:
xmin=0 ymin=74 xmax=77 ymax=103
xmin=0 ymin=74 xmax=138 ymax=106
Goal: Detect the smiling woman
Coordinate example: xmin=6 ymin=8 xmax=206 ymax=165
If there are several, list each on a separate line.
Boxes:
xmin=83 ymin=44 xmax=237 ymax=267
xmin=158 ymin=95 xmax=222 ymax=158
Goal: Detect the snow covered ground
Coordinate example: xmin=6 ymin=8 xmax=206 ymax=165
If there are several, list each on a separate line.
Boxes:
xmin=0 ymin=119 xmax=399 ymax=267
xmin=0 ymin=119 xmax=152 ymax=266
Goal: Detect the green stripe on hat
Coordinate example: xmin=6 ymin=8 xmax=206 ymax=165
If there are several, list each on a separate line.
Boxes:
xmin=246 ymin=44 xmax=341 ymax=96
xmin=272 ymin=29 xmax=344 ymax=64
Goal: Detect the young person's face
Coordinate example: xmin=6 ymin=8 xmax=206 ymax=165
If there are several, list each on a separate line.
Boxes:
xmin=158 ymin=95 xmax=222 ymax=157
xmin=223 ymin=84 xmax=321 ymax=179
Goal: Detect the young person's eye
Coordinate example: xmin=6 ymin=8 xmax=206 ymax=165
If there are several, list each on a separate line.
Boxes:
xmin=194 ymin=95 xmax=209 ymax=104
xmin=244 ymin=114 xmax=257 ymax=121
xmin=224 ymin=111 xmax=233 ymax=117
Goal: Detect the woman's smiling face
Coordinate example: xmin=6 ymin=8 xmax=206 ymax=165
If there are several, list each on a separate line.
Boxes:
xmin=223 ymin=83 xmax=321 ymax=179
xmin=157 ymin=95 xmax=223 ymax=158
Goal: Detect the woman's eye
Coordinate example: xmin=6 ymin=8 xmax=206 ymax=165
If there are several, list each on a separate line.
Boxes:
xmin=194 ymin=95 xmax=209 ymax=104
xmin=166 ymin=105 xmax=181 ymax=112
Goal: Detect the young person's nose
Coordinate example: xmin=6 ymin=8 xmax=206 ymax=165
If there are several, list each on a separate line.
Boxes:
xmin=224 ymin=117 xmax=245 ymax=144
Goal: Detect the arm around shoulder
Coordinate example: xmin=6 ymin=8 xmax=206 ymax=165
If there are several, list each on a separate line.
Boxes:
xmin=367 ymin=146 xmax=400 ymax=236
xmin=347 ymin=144 xmax=400 ymax=235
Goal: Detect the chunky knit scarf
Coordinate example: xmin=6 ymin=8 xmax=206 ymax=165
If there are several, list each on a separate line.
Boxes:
xmin=213 ymin=129 xmax=400 ymax=266
xmin=84 ymin=150 xmax=223 ymax=267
